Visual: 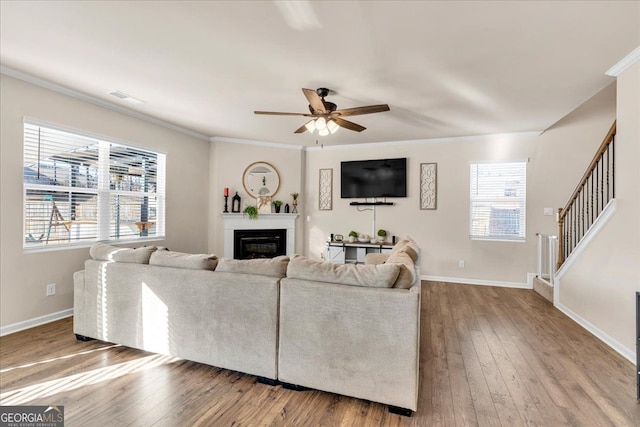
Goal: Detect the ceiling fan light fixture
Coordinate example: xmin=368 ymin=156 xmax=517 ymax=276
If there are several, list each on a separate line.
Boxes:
xmin=318 ymin=127 xmax=329 ymax=136
xmin=315 ymin=117 xmax=327 ymax=130
xmin=305 ymin=121 xmax=316 ymax=133
xmin=327 ymin=119 xmax=339 ymax=134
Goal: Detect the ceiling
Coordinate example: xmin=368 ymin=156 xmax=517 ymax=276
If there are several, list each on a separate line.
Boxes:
xmin=1 ymin=1 xmax=638 ymax=147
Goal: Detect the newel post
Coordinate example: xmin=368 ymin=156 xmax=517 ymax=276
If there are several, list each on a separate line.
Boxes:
xmin=557 ymin=208 xmax=564 ymax=269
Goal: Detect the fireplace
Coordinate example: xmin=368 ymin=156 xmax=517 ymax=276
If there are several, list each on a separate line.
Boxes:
xmin=234 ymin=229 xmax=287 ymax=259
xmin=222 ymin=213 xmax=297 ymax=258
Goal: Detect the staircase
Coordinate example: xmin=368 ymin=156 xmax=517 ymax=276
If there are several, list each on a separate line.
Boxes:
xmin=557 ymin=121 xmax=616 ymax=268
xmin=534 ymin=121 xmax=616 ymax=301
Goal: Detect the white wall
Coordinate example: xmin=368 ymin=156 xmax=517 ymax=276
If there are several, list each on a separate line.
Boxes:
xmin=207 ymin=140 xmax=305 ymax=257
xmin=0 ymin=75 xmax=210 ymax=329
xmin=555 ymin=62 xmax=640 ymax=360
xmin=303 ymin=83 xmax=616 ymax=286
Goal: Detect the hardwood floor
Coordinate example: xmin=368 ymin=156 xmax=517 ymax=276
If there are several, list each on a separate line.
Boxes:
xmin=1 ymin=281 xmax=638 ymax=426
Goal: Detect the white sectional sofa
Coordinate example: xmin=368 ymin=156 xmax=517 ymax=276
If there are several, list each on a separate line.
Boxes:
xmin=73 ymin=238 xmax=421 ymax=415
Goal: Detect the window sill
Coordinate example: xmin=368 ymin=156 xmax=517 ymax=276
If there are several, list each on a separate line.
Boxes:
xmin=470 ymin=237 xmax=526 ymax=243
xmin=23 ymin=236 xmax=165 ymax=254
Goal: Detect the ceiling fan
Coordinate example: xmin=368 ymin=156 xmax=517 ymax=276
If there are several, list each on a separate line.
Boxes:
xmin=254 ymin=88 xmax=390 ymax=135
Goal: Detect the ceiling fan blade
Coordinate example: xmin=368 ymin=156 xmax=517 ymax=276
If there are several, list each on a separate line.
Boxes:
xmin=334 ymin=104 xmax=390 ymax=117
xmin=254 ymin=111 xmax=313 ymax=116
xmin=294 ymin=120 xmax=313 ymax=134
xmin=334 ymin=117 xmax=366 ymax=132
xmin=303 ymin=88 xmax=327 ymax=114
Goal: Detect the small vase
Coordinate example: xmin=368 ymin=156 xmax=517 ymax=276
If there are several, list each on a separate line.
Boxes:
xmin=274 ymin=205 xmax=281 ymax=213
xmin=284 ymin=204 xmax=290 ymax=213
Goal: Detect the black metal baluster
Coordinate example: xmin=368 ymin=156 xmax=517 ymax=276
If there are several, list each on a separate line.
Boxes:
xmin=607 ymin=145 xmax=611 ymax=203
xmin=612 ymin=135 xmax=615 ymax=198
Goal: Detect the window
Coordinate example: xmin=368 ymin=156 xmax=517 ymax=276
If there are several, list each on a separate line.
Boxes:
xmin=23 ymin=120 xmax=165 ymax=250
xmin=469 ymin=161 xmax=526 ymax=241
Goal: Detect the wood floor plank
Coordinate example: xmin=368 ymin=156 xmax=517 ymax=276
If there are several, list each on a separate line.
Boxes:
xmin=2 ymin=281 xmax=638 ymax=426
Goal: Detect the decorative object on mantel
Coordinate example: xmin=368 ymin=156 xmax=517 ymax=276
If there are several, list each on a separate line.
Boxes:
xmin=377 ymin=229 xmax=387 ymax=243
xmin=232 ymin=192 xmax=241 ymax=213
xmin=319 ymin=169 xmax=333 ymax=210
xmin=420 ymin=163 xmax=437 ymax=210
xmin=257 ymin=195 xmax=272 ymax=214
xmin=284 ymin=203 xmax=290 ymax=213
xmin=223 ymin=187 xmax=229 ymax=213
xmin=273 ymin=200 xmax=283 ymax=213
xmin=243 ymin=205 xmax=258 ymax=220
xmin=291 ymin=192 xmax=299 ymax=214
xmin=348 ymin=230 xmax=358 ymax=243
xmin=243 ymin=161 xmax=280 ymax=199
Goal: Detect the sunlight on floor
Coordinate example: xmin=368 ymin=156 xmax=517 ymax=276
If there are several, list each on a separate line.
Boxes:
xmin=0 ymin=353 xmax=178 ymax=405
xmin=0 ymin=344 xmax=120 ymax=374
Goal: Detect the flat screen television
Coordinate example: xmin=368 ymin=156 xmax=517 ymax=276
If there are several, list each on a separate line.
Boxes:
xmin=341 ymin=158 xmax=407 ymax=199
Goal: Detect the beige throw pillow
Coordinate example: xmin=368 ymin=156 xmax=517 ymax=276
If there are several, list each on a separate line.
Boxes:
xmin=150 ymin=250 xmax=218 ymax=270
xmin=386 ymin=250 xmax=417 ymax=289
xmin=90 ymin=242 xmax=157 ymax=264
xmin=216 ymin=256 xmax=290 ymax=278
xmin=286 ymin=255 xmax=400 ymax=288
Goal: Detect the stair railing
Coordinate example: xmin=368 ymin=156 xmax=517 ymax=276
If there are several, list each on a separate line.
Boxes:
xmin=557 ymin=121 xmax=616 ymax=269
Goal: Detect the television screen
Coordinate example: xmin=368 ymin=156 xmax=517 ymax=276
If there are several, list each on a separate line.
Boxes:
xmin=341 ymin=158 xmax=407 ymax=199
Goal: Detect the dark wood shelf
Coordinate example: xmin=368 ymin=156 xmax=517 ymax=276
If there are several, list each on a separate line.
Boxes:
xmin=349 ymin=202 xmax=394 ymax=206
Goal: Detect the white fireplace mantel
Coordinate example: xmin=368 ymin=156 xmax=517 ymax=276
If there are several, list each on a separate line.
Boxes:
xmin=222 ymin=213 xmax=298 ymax=258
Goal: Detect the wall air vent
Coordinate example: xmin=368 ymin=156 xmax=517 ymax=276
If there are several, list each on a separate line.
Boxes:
xmin=109 ymin=90 xmax=145 ymax=105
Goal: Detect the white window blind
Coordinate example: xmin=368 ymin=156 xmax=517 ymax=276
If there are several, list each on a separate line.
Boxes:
xmin=469 ymin=161 xmax=526 ymax=241
xmin=23 ymin=120 xmax=165 ymax=250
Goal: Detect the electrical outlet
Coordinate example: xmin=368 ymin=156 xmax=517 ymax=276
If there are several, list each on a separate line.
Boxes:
xmin=458 ymin=260 xmax=465 ymax=268
xmin=46 ymin=283 xmax=56 ymax=296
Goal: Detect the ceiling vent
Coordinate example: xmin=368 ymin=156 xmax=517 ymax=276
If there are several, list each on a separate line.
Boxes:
xmin=109 ymin=90 xmax=145 ymax=105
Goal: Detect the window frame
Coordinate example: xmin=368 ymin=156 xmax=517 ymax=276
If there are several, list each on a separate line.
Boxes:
xmin=23 ymin=118 xmax=166 ymax=252
xmin=469 ymin=160 xmax=527 ymax=242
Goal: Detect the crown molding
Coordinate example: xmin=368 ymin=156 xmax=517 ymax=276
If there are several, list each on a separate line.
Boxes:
xmin=0 ymin=65 xmax=210 ymax=141
xmin=605 ymin=45 xmax=640 ymax=77
xmin=304 ymin=130 xmax=542 ymax=151
xmin=210 ymin=136 xmax=305 ymax=151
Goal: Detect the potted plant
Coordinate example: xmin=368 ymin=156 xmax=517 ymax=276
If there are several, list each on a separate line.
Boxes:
xmin=377 ymin=229 xmax=387 ymax=243
xmin=243 ymin=205 xmax=258 ymax=220
xmin=291 ymin=192 xmax=300 ymax=213
xmin=348 ymin=230 xmax=358 ymax=243
xmin=272 ymin=200 xmax=283 ymax=213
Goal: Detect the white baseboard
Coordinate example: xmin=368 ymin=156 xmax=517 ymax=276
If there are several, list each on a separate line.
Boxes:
xmin=422 ymin=275 xmax=531 ymax=289
xmin=554 ymin=300 xmax=635 ymax=365
xmin=0 ymin=308 xmax=73 ymax=337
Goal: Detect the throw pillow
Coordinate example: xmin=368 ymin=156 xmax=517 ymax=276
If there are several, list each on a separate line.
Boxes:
xmin=386 ymin=250 xmax=416 ymax=289
xmin=150 ymin=250 xmax=218 ymax=270
xmin=216 ymin=256 xmax=290 ymax=278
xmin=90 ymin=242 xmax=157 ymax=264
xmin=286 ymin=255 xmax=400 ymax=288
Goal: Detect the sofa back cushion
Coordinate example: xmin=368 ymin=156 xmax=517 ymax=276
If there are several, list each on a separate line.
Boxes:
xmin=287 ymin=255 xmax=400 ymax=288
xmin=90 ymin=242 xmax=156 ymax=264
xmin=149 ymin=250 xmax=218 ymax=270
xmin=216 ymin=256 xmax=290 ymax=278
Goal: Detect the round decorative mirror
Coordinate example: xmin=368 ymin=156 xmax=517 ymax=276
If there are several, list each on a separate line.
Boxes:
xmin=242 ymin=161 xmax=280 ymax=199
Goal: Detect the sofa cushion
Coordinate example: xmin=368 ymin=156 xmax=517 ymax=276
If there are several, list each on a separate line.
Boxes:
xmin=90 ymin=242 xmax=156 ymax=264
xmin=390 ymin=236 xmax=420 ymax=260
xmin=216 ymin=256 xmax=290 ymax=278
xmin=287 ymin=255 xmax=400 ymax=288
xmin=364 ymin=253 xmax=390 ymax=265
xmin=386 ymin=251 xmax=416 ymax=289
xmin=149 ymin=250 xmax=218 ymax=270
